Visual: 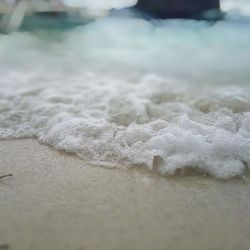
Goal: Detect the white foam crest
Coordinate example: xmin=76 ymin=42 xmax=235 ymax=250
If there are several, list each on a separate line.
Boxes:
xmin=0 ymin=70 xmax=250 ymax=178
xmin=63 ymin=0 xmax=137 ymax=9
xmin=221 ymin=0 xmax=250 ymax=17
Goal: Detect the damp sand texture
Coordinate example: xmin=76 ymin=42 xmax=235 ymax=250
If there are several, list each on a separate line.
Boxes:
xmin=1 ymin=139 xmax=250 ymax=250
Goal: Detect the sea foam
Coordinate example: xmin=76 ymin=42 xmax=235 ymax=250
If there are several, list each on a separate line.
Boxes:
xmin=0 ymin=6 xmax=250 ymax=178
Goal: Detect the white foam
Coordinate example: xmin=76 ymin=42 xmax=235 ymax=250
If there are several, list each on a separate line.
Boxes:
xmin=0 ymin=10 xmax=250 ymax=179
xmin=63 ymin=0 xmax=137 ymax=9
xmin=221 ymin=0 xmax=250 ymax=17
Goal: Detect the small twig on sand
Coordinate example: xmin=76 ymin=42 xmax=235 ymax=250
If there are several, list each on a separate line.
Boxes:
xmin=0 ymin=244 xmax=10 ymax=250
xmin=0 ymin=174 xmax=13 ymax=180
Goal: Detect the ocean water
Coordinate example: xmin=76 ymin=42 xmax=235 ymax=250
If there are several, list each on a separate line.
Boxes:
xmin=0 ymin=1 xmax=250 ymax=179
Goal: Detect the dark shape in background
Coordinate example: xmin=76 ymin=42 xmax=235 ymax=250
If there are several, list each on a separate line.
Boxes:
xmin=134 ymin=0 xmax=221 ymax=20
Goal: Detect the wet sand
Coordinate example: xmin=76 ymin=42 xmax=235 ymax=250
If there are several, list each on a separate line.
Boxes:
xmin=0 ymin=139 xmax=250 ymax=250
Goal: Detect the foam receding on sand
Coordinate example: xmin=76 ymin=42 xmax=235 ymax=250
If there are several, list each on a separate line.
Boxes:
xmin=0 ymin=72 xmax=250 ymax=178
xmin=0 ymin=13 xmax=250 ymax=179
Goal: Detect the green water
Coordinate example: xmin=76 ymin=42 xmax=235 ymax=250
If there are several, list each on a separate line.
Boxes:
xmin=0 ymin=13 xmax=90 ymax=32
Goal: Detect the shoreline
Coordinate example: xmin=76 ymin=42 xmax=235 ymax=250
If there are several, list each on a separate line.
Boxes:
xmin=1 ymin=139 xmax=250 ymax=250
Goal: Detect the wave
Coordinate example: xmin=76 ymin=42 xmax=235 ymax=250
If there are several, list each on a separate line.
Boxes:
xmin=0 ymin=10 xmax=250 ymax=179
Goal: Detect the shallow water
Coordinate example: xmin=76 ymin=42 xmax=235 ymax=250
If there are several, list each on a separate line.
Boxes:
xmin=0 ymin=1 xmax=250 ymax=179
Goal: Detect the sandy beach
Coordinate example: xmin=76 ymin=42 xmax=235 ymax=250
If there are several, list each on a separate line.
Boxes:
xmin=0 ymin=139 xmax=249 ymax=250
xmin=0 ymin=1 xmax=250 ymax=249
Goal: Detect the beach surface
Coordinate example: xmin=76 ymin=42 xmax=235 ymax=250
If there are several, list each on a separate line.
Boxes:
xmin=0 ymin=139 xmax=250 ymax=250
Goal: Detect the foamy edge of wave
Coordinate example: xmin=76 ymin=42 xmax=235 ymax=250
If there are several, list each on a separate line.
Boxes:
xmin=1 ymin=72 xmax=250 ymax=179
